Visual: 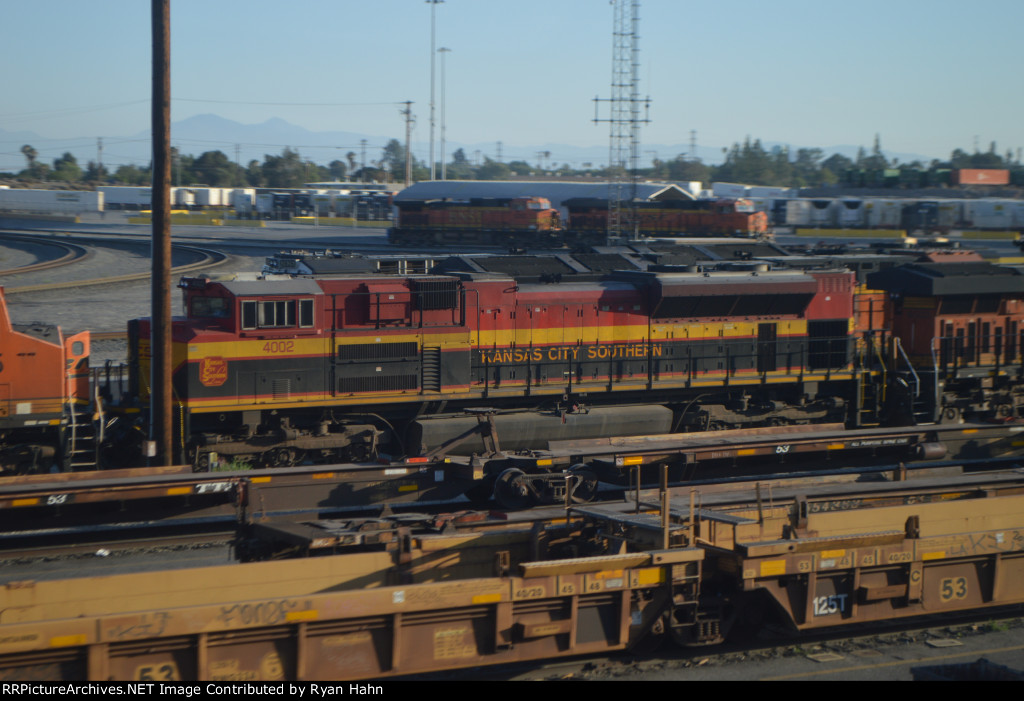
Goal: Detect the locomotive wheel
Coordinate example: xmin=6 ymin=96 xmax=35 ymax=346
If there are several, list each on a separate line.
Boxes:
xmin=345 ymin=443 xmax=372 ymax=463
xmin=995 ymin=403 xmax=1014 ymax=420
xmin=266 ymin=447 xmax=298 ymax=467
xmin=568 ymin=464 xmax=599 ymax=504
xmin=195 ymin=451 xmax=211 ymax=472
xmin=941 ymin=406 xmax=962 ymax=424
xmin=493 ymin=468 xmax=532 ymax=510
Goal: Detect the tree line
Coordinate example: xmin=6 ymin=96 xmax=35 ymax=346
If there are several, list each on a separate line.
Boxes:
xmin=5 ymin=135 xmax=1022 ymax=189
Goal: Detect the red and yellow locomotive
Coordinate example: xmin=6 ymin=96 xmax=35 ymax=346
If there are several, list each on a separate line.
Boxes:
xmin=119 ymin=263 xmax=857 ymax=468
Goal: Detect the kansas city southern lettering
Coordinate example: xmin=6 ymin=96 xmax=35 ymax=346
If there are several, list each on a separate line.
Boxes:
xmin=479 ymin=343 xmax=662 ymax=365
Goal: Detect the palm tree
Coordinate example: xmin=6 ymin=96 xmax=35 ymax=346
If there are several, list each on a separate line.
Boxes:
xmin=20 ymin=144 xmax=37 ymax=168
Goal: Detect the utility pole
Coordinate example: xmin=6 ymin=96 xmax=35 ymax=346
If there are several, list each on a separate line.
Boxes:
xmin=97 ymin=137 xmax=103 ymax=179
xmin=401 ymin=101 xmax=415 ymax=187
xmin=360 ymin=139 xmax=367 ymax=183
xmin=150 ymin=0 xmax=173 ymax=466
xmin=496 ymin=141 xmax=503 ymax=162
xmin=438 ymin=46 xmax=451 ymax=181
xmin=427 ymin=0 xmax=444 ymax=180
xmin=593 ymin=0 xmax=649 ymax=245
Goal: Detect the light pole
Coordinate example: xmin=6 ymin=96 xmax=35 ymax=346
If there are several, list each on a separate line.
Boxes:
xmin=427 ymin=0 xmax=444 ymax=181
xmin=438 ymin=47 xmax=451 ymax=181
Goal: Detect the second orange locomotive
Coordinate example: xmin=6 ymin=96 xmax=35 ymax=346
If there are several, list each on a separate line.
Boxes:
xmin=388 ymin=195 xmax=770 ymax=247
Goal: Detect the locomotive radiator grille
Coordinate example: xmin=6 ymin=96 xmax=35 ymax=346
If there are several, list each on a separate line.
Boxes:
xmin=338 ymin=342 xmax=418 ymax=362
xmin=272 ymin=379 xmax=291 ymax=400
xmin=338 ymin=375 xmax=418 ymax=394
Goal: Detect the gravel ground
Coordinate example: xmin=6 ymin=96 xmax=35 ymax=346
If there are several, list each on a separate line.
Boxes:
xmin=2 ymin=244 xmax=268 ymax=335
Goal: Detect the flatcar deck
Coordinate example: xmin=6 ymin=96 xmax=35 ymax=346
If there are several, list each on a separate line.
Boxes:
xmin=1 ymin=469 xmax=1023 ymax=680
xmin=0 ymin=422 xmax=1021 ymax=542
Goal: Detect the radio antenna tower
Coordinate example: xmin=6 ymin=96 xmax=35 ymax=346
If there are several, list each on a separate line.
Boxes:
xmin=594 ymin=0 xmax=649 ymax=245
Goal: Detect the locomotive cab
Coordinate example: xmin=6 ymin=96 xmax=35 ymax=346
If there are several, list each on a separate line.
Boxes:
xmin=0 ymin=287 xmax=91 ymax=474
xmin=867 ymin=261 xmax=1024 ymax=423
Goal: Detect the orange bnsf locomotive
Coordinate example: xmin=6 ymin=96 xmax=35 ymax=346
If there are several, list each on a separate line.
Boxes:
xmin=563 ymin=197 xmax=771 ymax=240
xmin=0 ymin=287 xmax=91 ymax=474
xmin=864 ymin=261 xmax=1024 ymax=424
xmin=388 ymin=196 xmax=563 ymax=247
xmin=387 ymin=196 xmax=770 ymax=248
xmin=115 ymin=264 xmax=861 ymax=468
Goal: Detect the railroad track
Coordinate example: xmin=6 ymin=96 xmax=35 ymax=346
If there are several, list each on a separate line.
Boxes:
xmin=0 ymin=233 xmax=92 ymax=275
xmin=0 ymin=528 xmax=234 ymax=564
xmin=481 ymin=609 xmax=1024 ymax=681
xmin=0 ymin=232 xmax=229 ymax=294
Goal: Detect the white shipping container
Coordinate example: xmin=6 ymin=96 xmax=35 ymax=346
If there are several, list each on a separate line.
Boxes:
xmin=0 ymin=188 xmax=103 ymax=213
xmin=97 ymin=186 xmax=151 ymax=208
xmin=312 ymin=194 xmax=332 ymax=216
xmin=711 ymin=182 xmax=748 ymax=198
xmin=193 ymin=188 xmax=214 ymax=206
xmin=194 ymin=187 xmax=233 ymax=207
xmin=232 ymin=190 xmax=254 ymax=214
xmin=936 ymin=200 xmax=961 ymax=230
xmin=808 ymin=199 xmax=836 ymax=227
xmin=683 ymin=181 xmax=703 ymax=198
xmin=837 ymin=199 xmax=866 ymax=228
xmin=785 ymin=199 xmax=811 ymax=227
xmin=747 ymin=186 xmax=792 ymax=199
xmin=1011 ymin=202 xmax=1024 ymax=228
xmin=256 ymin=193 xmax=274 ymax=215
xmin=864 ymin=199 xmax=903 ymax=228
xmin=174 ymin=188 xmax=195 ymax=207
xmin=963 ymin=199 xmax=1014 ymax=229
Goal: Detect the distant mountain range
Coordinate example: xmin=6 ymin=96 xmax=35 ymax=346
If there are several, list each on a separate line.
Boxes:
xmin=0 ymin=114 xmax=935 ymax=175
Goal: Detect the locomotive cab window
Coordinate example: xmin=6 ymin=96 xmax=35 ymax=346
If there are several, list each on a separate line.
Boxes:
xmin=299 ymin=299 xmax=314 ymax=327
xmin=241 ymin=298 xmax=315 ymax=330
xmin=190 ymin=296 xmax=229 ymax=318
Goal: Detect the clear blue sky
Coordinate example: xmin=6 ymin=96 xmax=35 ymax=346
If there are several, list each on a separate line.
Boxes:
xmin=2 ymin=0 xmax=1021 ymax=169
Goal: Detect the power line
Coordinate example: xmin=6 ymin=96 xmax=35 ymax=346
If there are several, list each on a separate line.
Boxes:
xmin=174 ymin=98 xmax=402 ymax=107
xmin=0 ymin=99 xmax=149 ymax=121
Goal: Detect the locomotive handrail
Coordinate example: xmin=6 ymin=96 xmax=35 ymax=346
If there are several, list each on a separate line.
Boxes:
xmin=895 ymin=338 xmax=920 ymax=398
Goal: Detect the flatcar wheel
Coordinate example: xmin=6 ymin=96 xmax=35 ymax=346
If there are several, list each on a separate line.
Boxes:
xmin=568 ymin=464 xmax=599 ymax=504
xmin=494 ymin=468 xmax=532 ymax=510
